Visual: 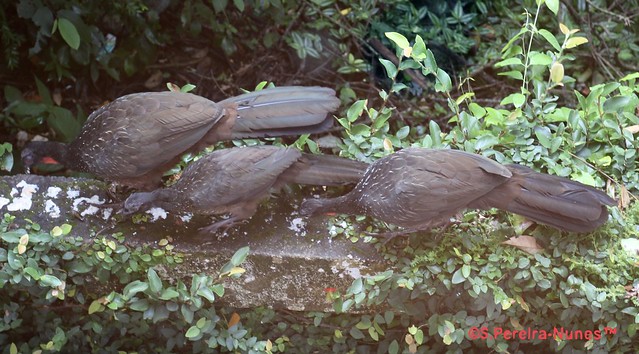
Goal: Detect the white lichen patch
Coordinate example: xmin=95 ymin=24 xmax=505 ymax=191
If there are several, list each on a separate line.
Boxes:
xmin=66 ymin=189 xmax=80 ymax=198
xmin=288 ymin=217 xmax=306 ymax=236
xmin=44 ymin=200 xmax=61 ymax=218
xmin=147 ymin=207 xmax=168 ymax=221
xmin=6 ymin=181 xmax=39 ymax=211
xmin=101 ymin=208 xmax=113 ymax=220
xmin=342 ymin=262 xmax=361 ymax=279
xmin=0 ymin=197 xmax=9 ymax=210
xmin=179 ymin=213 xmax=193 ymax=222
xmin=621 ymin=238 xmax=639 ymax=256
xmin=46 ymin=186 xmax=62 ymax=198
xmin=72 ymin=195 xmax=109 ymax=217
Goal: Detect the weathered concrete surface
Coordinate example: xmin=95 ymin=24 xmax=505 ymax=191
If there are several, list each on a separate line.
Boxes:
xmin=0 ymin=174 xmax=387 ymax=312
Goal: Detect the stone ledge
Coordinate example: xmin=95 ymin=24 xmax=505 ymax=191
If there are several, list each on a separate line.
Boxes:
xmin=0 ymin=174 xmax=386 ymax=312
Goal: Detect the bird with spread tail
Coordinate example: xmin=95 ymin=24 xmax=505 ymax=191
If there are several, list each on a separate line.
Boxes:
xmin=21 ymin=86 xmax=339 ymax=190
xmin=122 ymin=145 xmax=369 ymax=234
xmin=300 ymin=148 xmax=616 ymax=234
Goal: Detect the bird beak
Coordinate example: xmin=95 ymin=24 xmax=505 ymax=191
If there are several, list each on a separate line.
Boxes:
xmin=42 ymin=156 xmax=60 ymax=165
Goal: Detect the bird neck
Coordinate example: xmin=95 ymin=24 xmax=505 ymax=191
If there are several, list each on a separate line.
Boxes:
xmin=150 ymin=188 xmax=183 ymax=211
xmin=303 ymin=195 xmax=355 ymax=216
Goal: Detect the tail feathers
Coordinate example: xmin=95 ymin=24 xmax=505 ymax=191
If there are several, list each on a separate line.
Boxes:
xmin=284 ymin=154 xmax=368 ymax=186
xmin=486 ymin=165 xmax=615 ymax=233
xmin=220 ymin=86 xmax=340 ymax=138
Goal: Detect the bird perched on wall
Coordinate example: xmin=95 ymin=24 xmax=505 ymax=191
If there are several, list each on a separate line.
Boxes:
xmin=300 ymin=148 xmax=616 ymax=234
xmin=121 ymin=145 xmax=368 ymax=234
xmin=21 ymin=86 xmax=339 ymax=190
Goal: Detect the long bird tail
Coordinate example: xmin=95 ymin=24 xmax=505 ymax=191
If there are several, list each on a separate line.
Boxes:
xmin=219 ymin=86 xmax=339 ymax=139
xmin=283 ymin=154 xmax=368 ymax=186
xmin=472 ymin=164 xmax=616 ymax=233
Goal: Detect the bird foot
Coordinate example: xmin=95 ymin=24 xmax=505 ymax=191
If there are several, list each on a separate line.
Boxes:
xmin=197 ymin=218 xmax=246 ymax=236
xmin=366 ymin=228 xmax=421 ymax=246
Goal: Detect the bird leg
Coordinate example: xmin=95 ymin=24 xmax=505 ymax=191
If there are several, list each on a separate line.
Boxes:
xmin=367 ymin=228 xmax=423 ymax=246
xmin=367 ymin=216 xmax=458 ymax=246
xmin=198 ymin=216 xmax=247 ymax=235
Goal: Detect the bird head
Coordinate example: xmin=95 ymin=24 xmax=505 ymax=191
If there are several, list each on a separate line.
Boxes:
xmin=122 ymin=192 xmax=156 ymax=216
xmin=299 ymin=198 xmax=323 ymax=216
xmin=21 ymin=141 xmax=64 ymax=173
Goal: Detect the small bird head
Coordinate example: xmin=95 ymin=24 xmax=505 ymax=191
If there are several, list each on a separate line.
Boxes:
xmin=299 ymin=198 xmax=323 ymax=216
xmin=122 ymin=192 xmax=156 ymax=216
xmin=21 ymin=141 xmax=64 ymax=173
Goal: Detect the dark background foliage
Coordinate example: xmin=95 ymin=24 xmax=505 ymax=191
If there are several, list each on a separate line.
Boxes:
xmin=1 ymin=0 xmax=639 ymax=352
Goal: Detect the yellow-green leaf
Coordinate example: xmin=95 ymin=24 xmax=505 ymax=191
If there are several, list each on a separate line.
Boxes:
xmin=565 ymin=36 xmax=588 ymax=49
xmin=88 ymin=300 xmax=103 ymax=314
xmin=550 ymin=62 xmax=564 ymax=84
xmin=385 ymin=32 xmax=410 ymax=50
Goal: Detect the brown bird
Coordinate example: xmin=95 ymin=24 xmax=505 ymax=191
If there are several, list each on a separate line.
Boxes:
xmin=122 ymin=146 xmax=368 ymax=233
xmin=21 ymin=86 xmax=339 ymax=190
xmin=300 ymin=148 xmax=616 ymax=233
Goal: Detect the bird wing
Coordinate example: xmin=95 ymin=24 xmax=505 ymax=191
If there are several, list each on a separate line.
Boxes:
xmin=174 ymin=146 xmax=302 ymax=212
xmin=366 ymin=148 xmax=512 ymax=226
xmin=72 ymin=92 xmax=224 ymax=178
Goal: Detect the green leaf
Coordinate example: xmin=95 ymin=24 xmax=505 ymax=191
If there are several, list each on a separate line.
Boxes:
xmin=379 ymin=59 xmax=397 ymax=79
xmin=60 ymin=224 xmax=72 ymax=235
xmin=24 ymin=267 xmax=41 ymax=280
xmin=451 ymin=268 xmax=466 ymax=284
xmin=412 ymin=35 xmax=427 ymax=60
xmin=603 ymin=96 xmax=631 ymax=113
xmin=349 ymin=327 xmax=365 ymax=339
xmin=148 ymin=268 xmax=162 ymax=293
xmin=534 ymin=126 xmax=553 ymax=148
xmin=434 ymin=68 xmax=452 ymax=93
xmin=159 ymin=288 xmax=179 ymax=300
xmin=538 ymin=29 xmax=561 ymax=51
xmin=495 ymin=57 xmax=523 ymax=67
xmin=461 ymin=265 xmax=471 ymax=278
xmin=501 ymin=93 xmax=526 ymax=108
xmin=388 ymin=340 xmax=399 ymax=354
xmin=620 ymin=72 xmax=639 ymax=81
xmin=534 ymin=254 xmax=551 ymax=268
xmin=88 ymin=300 xmax=103 ymax=314
xmin=233 ymin=0 xmax=244 ymax=11
xmin=129 ymin=299 xmax=149 ymax=312
xmin=349 ymin=278 xmax=363 ymax=294
xmin=5 ymin=85 xmax=22 ymax=102
xmin=384 ymin=32 xmax=410 ymax=50
xmin=212 ymin=0 xmax=228 ymax=13
xmin=545 ymin=0 xmax=559 ymax=14
xmin=349 ymin=124 xmax=371 ymax=137
xmin=528 ymin=52 xmax=553 ymax=66
xmin=123 ymin=280 xmax=148 ymax=298
xmin=230 ymin=246 xmax=249 ymax=266
xmin=396 ymin=126 xmax=410 ymax=140
xmin=40 ymin=274 xmax=62 ymax=287
xmin=48 ymin=106 xmax=81 ymax=143
xmin=57 ymin=18 xmax=80 ymax=50
xmin=346 ymin=100 xmax=367 ymax=123
xmin=197 ymin=286 xmax=217 ymax=302
xmin=34 ymin=76 xmax=52 ymax=105
xmin=185 ymin=326 xmax=201 ymax=338
xmin=474 ymin=135 xmax=499 ymax=150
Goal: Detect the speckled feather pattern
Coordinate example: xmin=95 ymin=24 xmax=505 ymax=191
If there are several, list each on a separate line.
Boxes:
xmin=69 ymin=92 xmax=223 ymax=180
xmin=123 ymin=146 xmax=367 ymax=232
xmin=23 ymin=87 xmax=340 ymax=190
xmin=303 ymin=148 xmax=615 ymax=233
